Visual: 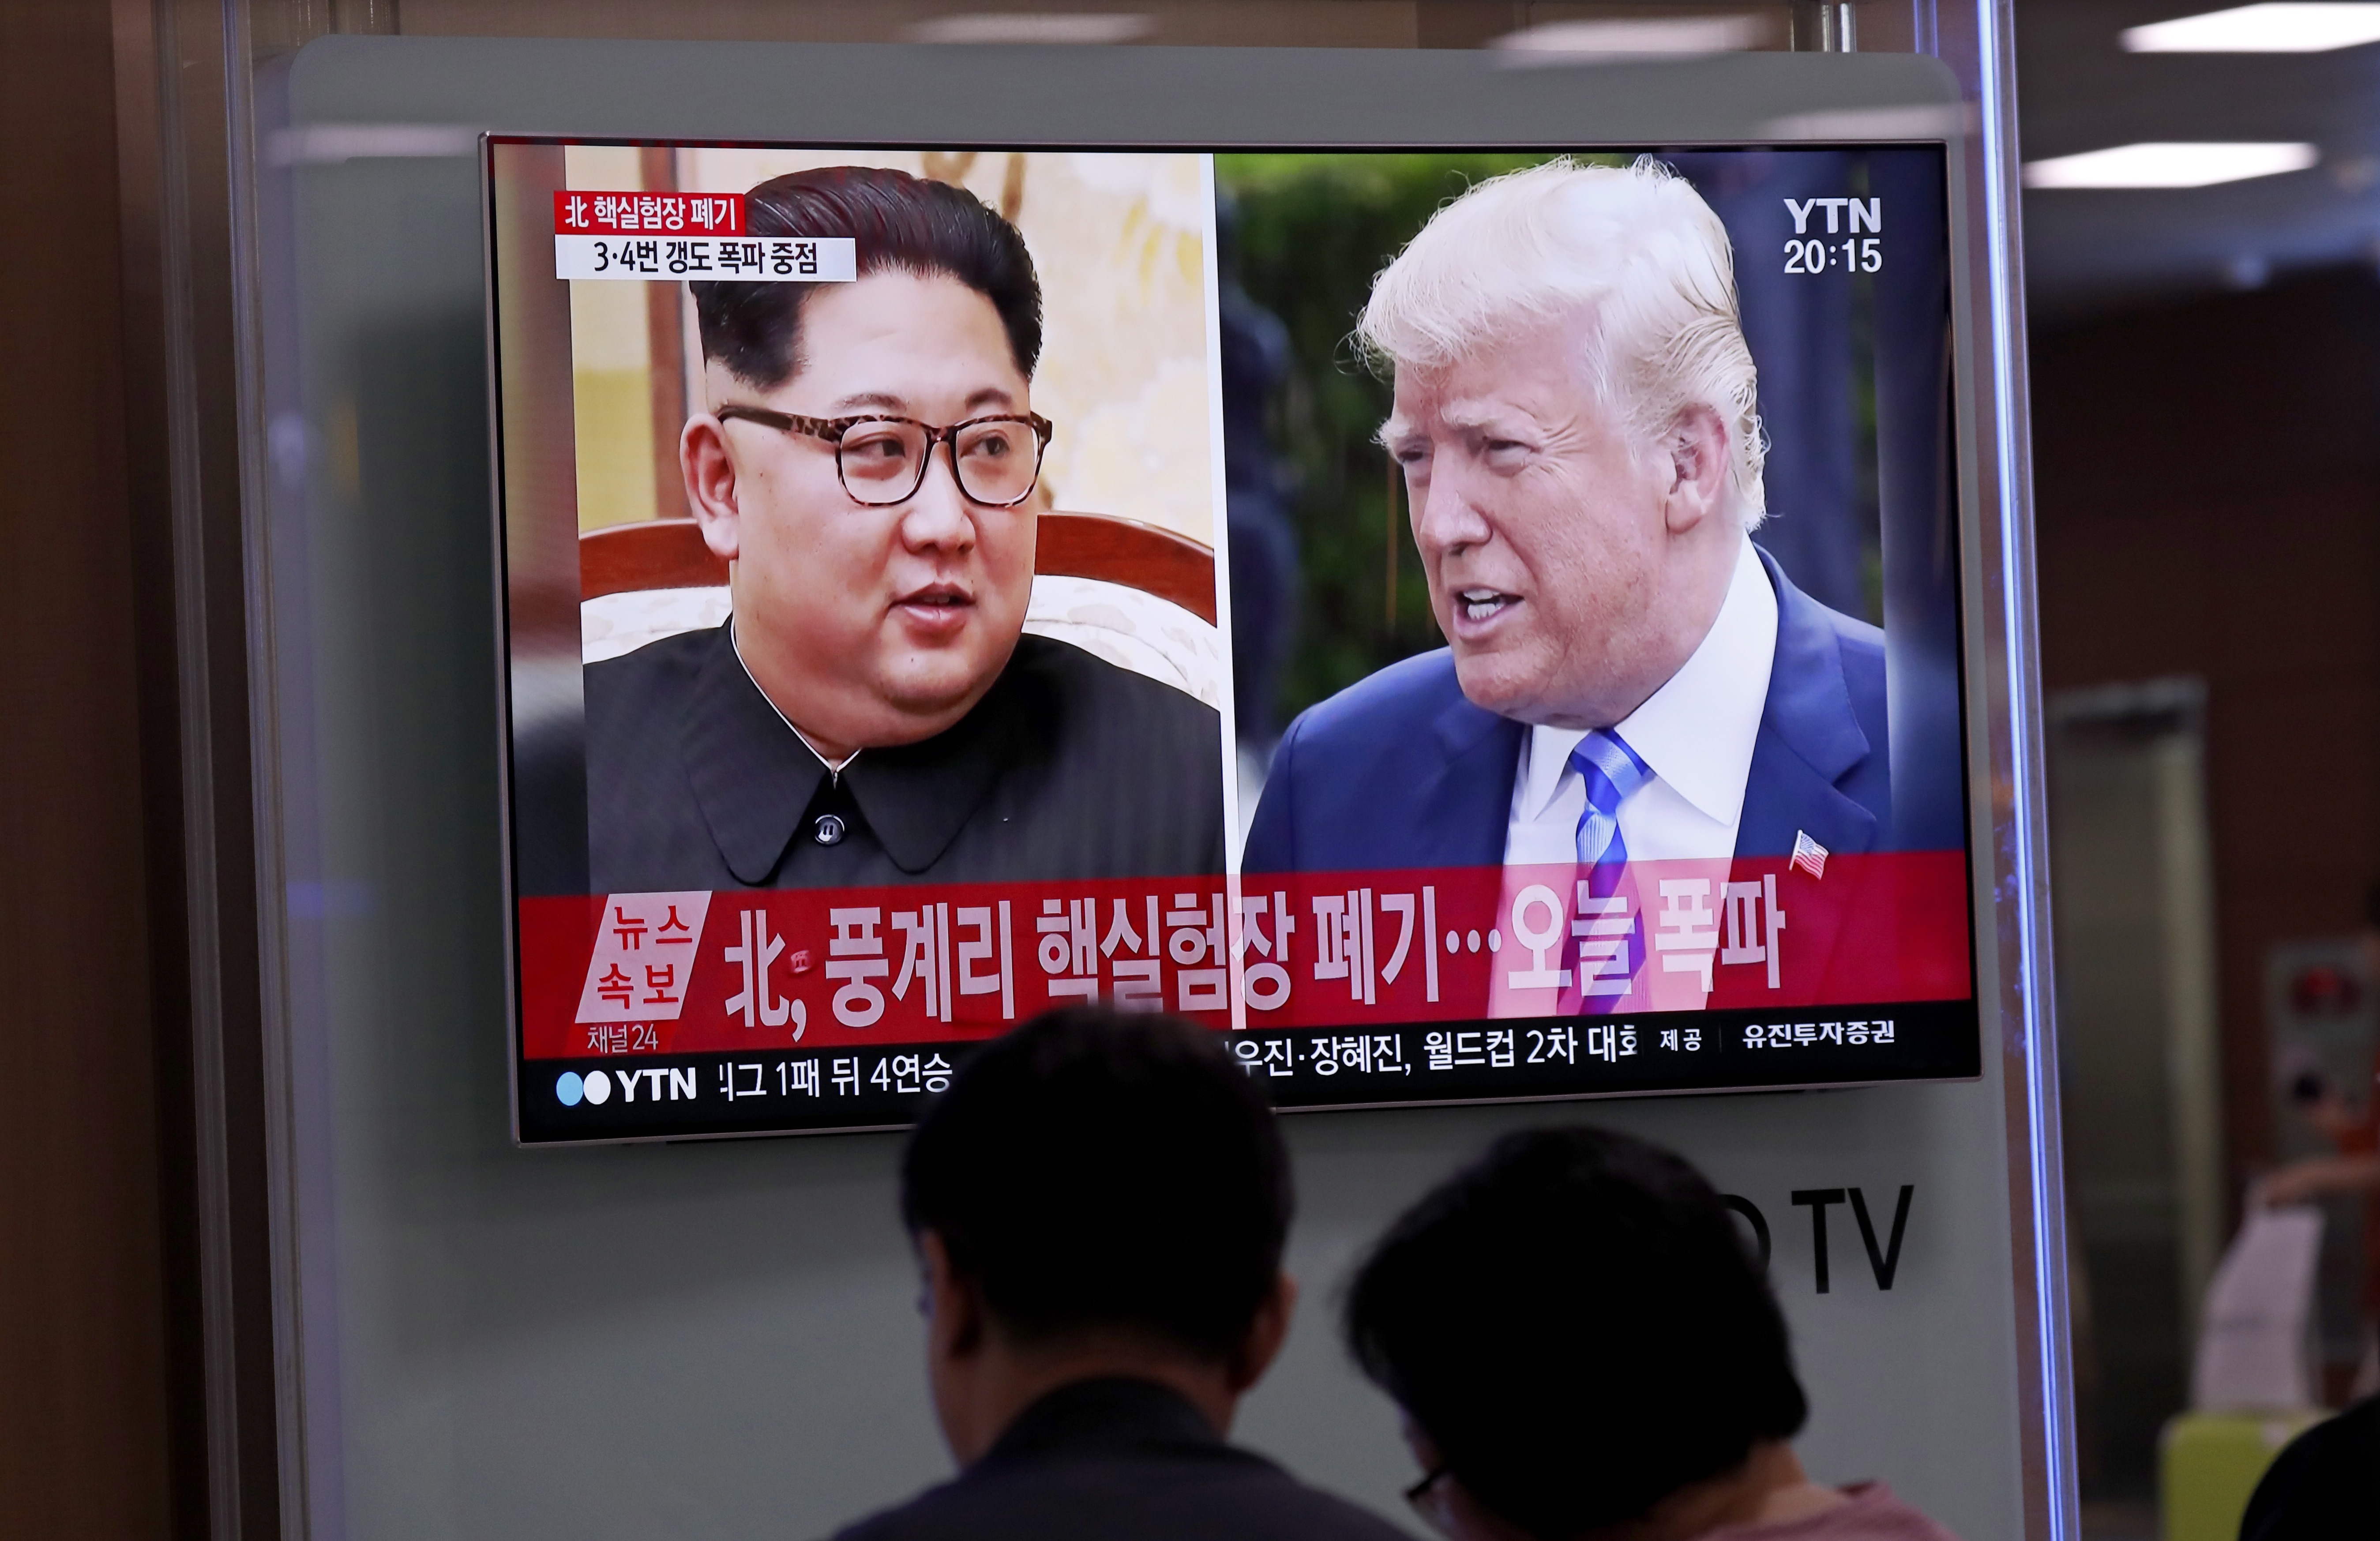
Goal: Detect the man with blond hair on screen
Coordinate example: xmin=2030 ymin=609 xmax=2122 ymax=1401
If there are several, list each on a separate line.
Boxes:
xmin=1245 ymin=159 xmax=1891 ymax=913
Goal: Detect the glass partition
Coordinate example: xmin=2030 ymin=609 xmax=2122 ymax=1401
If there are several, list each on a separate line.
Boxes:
xmin=148 ymin=4 xmax=2066 ymax=1538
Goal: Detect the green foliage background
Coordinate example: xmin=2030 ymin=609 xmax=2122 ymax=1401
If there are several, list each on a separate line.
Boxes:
xmin=1215 ymin=152 xmax=1627 ymax=730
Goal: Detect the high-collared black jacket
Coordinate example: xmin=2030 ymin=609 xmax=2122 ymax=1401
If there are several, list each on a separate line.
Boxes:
xmin=830 ymin=1378 xmax=1414 ymax=1541
xmin=548 ymin=624 xmax=1224 ymax=893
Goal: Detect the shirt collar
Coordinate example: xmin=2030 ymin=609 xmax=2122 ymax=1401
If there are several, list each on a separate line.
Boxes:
xmin=1517 ymin=537 xmax=1778 ymax=825
xmin=683 ymin=628 xmax=830 ymax=885
xmin=975 ymin=1377 xmax=1226 ymax=1471
xmin=841 ymin=692 xmax=1020 ymax=875
xmin=732 ymin=621 xmax=861 ymax=779
xmin=1515 ymin=724 xmax=1591 ymax=823
xmin=686 ymin=624 xmax=1022 ymax=882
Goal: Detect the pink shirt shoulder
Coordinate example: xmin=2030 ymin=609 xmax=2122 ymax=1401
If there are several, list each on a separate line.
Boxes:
xmin=1701 ymin=1483 xmax=1961 ymax=1541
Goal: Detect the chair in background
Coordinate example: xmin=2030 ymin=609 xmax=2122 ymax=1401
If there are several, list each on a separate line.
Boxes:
xmin=576 ymin=514 xmax=1223 ymax=708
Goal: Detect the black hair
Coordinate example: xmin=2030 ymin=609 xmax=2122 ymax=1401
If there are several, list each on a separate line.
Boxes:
xmin=1344 ymin=1127 xmax=1807 ymax=1538
xmin=690 ymin=165 xmax=1043 ymax=388
xmin=900 ymin=1006 xmax=1291 ymax=1362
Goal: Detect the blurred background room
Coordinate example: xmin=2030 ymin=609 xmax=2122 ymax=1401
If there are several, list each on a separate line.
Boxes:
xmin=2020 ymin=7 xmax=2380 ymax=1537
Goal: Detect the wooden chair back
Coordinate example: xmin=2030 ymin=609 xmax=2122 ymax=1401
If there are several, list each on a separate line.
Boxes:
xmin=577 ymin=513 xmax=1217 ymax=625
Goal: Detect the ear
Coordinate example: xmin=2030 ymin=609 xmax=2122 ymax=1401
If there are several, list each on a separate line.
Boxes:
xmin=919 ymin=1229 xmax=986 ymax=1365
xmin=1660 ymin=402 xmax=1732 ymax=537
xmin=1402 ymin=1416 xmax=1444 ymax=1474
xmin=681 ymin=413 xmax=743 ymax=561
xmin=1224 ymin=1270 xmax=1299 ymax=1395
xmin=917 ymin=1229 xmax=1002 ymax=1466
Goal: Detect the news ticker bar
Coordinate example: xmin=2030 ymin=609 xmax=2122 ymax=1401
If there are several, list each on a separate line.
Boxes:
xmin=515 ymin=999 xmax=1983 ymax=1144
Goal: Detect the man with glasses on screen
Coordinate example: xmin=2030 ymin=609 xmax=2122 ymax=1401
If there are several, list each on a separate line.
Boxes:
xmin=1244 ymin=158 xmax=1889 ymax=897
xmin=577 ymin=167 xmax=1224 ymax=891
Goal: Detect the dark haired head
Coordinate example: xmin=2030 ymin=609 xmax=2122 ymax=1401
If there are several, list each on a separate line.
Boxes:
xmin=901 ymin=1006 xmax=1291 ymax=1361
xmin=691 ymin=165 xmax=1043 ymax=389
xmin=1345 ymin=1127 xmax=1806 ymax=1537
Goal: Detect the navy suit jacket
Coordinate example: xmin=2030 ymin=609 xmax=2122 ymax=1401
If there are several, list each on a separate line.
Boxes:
xmin=1244 ymin=548 xmax=1892 ymax=874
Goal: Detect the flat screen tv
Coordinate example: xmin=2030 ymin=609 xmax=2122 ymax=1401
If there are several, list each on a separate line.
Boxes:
xmin=487 ymin=138 xmax=1977 ymax=1143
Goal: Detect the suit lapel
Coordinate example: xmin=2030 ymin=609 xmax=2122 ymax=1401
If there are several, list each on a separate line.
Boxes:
xmin=1738 ymin=551 xmax=1880 ymax=996
xmin=1740 ymin=728 xmax=1876 ymax=861
xmin=1737 ymin=549 xmax=1877 ymax=863
xmin=1419 ymin=690 xmax=1525 ymax=869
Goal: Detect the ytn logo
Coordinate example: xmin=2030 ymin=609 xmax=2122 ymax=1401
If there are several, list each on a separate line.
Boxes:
xmin=1784 ymin=197 xmax=1882 ymax=235
xmin=555 ymin=1065 xmax=699 ymax=1107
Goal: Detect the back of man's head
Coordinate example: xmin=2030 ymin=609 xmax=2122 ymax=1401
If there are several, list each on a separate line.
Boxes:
xmin=1346 ymin=1126 xmax=1806 ymax=1537
xmin=902 ymin=1007 xmax=1292 ymax=1362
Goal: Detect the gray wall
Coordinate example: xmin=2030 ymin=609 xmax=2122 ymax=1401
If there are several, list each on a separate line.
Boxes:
xmin=318 ymin=1085 xmax=2020 ymax=1540
xmin=258 ymin=38 xmax=2030 ymax=1541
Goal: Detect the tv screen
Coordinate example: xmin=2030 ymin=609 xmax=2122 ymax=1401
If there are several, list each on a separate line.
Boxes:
xmin=488 ymin=138 xmax=1977 ymax=1143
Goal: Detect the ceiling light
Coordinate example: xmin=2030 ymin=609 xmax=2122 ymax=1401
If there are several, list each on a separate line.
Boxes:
xmin=1494 ymin=17 xmax=1762 ymax=60
xmin=2022 ymin=142 xmax=2319 ymax=188
xmin=2122 ymin=4 xmax=2380 ymax=53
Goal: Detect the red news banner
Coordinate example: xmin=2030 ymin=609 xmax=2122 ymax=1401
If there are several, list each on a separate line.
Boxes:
xmin=516 ymin=853 xmax=1971 ymax=1061
xmin=550 ymin=190 xmax=859 ymax=281
xmin=553 ymin=189 xmax=747 ymax=235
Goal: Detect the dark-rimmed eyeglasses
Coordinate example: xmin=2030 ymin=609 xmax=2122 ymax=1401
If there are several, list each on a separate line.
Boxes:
xmin=716 ymin=405 xmax=1055 ymax=509
xmin=1404 ymin=1466 xmax=1457 ymax=1534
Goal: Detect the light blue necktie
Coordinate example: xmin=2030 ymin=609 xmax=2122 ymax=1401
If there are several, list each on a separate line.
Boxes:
xmin=1566 ymin=731 xmax=1652 ymax=1005
xmin=1570 ymin=731 xmax=1652 ymax=895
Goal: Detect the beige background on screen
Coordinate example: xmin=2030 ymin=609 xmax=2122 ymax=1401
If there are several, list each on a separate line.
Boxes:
xmin=562 ymin=144 xmax=1217 ymax=545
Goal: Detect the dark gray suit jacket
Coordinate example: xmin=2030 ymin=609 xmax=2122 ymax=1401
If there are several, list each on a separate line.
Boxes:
xmin=831 ymin=1378 xmax=1415 ymax=1541
xmin=577 ymin=625 xmax=1225 ymax=891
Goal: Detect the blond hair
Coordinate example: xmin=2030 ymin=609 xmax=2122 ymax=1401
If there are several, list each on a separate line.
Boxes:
xmin=1359 ymin=157 xmax=1768 ymax=527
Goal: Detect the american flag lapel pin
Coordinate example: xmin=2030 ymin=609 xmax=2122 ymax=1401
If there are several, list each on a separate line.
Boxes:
xmin=1790 ymin=831 xmax=1829 ymax=880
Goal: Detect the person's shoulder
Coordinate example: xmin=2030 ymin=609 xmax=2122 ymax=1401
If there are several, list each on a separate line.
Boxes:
xmin=2242 ymin=1394 xmax=2380 ymax=1540
xmin=1768 ymin=558 xmax=1884 ymax=664
xmin=1222 ymin=1467 xmax=1418 ymax=1541
xmin=1763 ymin=555 xmax=1886 ymax=728
xmin=583 ymin=624 xmax=721 ymax=713
xmin=828 ymin=1453 xmax=1412 ymax=1541
xmin=1840 ymin=1482 xmax=1962 ymax=1540
xmin=826 ymin=1476 xmax=968 ymax=1541
xmin=1245 ymin=647 xmax=1507 ymax=874
xmin=1800 ymin=593 xmax=1884 ymax=713
xmin=1003 ymin=635 xmax=1224 ymax=778
xmin=1280 ymin=646 xmax=1465 ymax=753
xmin=1811 ymin=598 xmax=1884 ymax=666
xmin=1010 ymin=632 xmax=1218 ymax=728
xmin=1720 ymin=1482 xmax=1960 ymax=1541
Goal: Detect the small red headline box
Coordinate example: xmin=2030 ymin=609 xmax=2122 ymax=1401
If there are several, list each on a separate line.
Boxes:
xmin=554 ymin=190 xmax=746 ymax=237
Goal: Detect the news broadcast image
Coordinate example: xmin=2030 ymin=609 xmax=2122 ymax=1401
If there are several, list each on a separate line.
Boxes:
xmin=486 ymin=140 xmax=1979 ymax=1144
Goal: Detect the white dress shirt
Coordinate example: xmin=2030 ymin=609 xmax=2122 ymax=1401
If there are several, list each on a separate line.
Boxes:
xmin=1503 ymin=538 xmax=1778 ymax=866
